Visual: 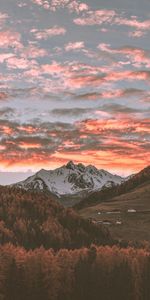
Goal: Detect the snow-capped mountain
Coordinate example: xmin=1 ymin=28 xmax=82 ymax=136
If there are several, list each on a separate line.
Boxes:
xmin=12 ymin=161 xmax=125 ymax=206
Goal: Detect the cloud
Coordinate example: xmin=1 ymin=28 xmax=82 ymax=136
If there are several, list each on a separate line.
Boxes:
xmin=128 ymin=30 xmax=146 ymax=38
xmin=21 ymin=45 xmax=48 ymax=58
xmin=79 ymin=118 xmax=150 ymax=136
xmin=0 ymin=53 xmax=14 ymax=63
xmin=67 ymin=70 xmax=150 ymax=89
xmin=65 ymin=41 xmax=85 ymax=51
xmin=0 ymin=30 xmax=23 ymax=50
xmin=74 ymin=9 xmax=116 ymax=26
xmin=0 ymin=92 xmax=8 ymax=101
xmin=73 ymin=9 xmax=150 ymax=38
xmin=67 ymin=1 xmax=89 ymax=14
xmin=31 ymin=26 xmax=66 ymax=40
xmin=6 ymin=56 xmax=37 ymax=70
xmin=51 ymin=107 xmax=91 ymax=116
xmin=41 ymin=61 xmax=65 ymax=74
xmin=114 ymin=16 xmax=150 ymax=31
xmin=75 ymin=88 xmax=147 ymax=100
xmin=32 ymin=0 xmax=89 ymax=13
xmin=0 ymin=12 xmax=8 ymax=26
xmin=0 ymin=116 xmax=149 ymax=174
xmin=0 ymin=108 xmax=15 ymax=117
xmin=98 ymin=104 xmax=144 ymax=115
xmin=18 ymin=2 xmax=27 ymax=8
xmin=21 ymin=57 xmax=150 ymax=94
xmin=98 ymin=44 xmax=150 ymax=68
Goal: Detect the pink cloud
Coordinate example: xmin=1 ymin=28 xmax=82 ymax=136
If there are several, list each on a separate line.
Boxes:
xmin=21 ymin=45 xmax=48 ymax=58
xmin=98 ymin=44 xmax=150 ymax=68
xmin=23 ymin=67 xmax=42 ymax=78
xmin=67 ymin=69 xmax=150 ymax=89
xmin=0 ymin=30 xmax=22 ymax=49
xmin=128 ymin=30 xmax=146 ymax=38
xmin=74 ymin=9 xmax=116 ymax=25
xmin=20 ymin=58 xmax=150 ymax=93
xmin=73 ymin=9 xmax=150 ymax=39
xmin=97 ymin=43 xmax=112 ymax=52
xmin=32 ymin=0 xmax=45 ymax=5
xmin=0 ymin=13 xmax=8 ymax=26
xmin=0 ymin=53 xmax=14 ymax=63
xmin=115 ymin=16 xmax=150 ymax=31
xmin=101 ymin=90 xmax=123 ymax=99
xmin=65 ymin=41 xmax=85 ymax=51
xmin=41 ymin=61 xmax=65 ymax=74
xmin=105 ymin=70 xmax=150 ymax=82
xmin=6 ymin=56 xmax=37 ymax=70
xmin=32 ymin=0 xmax=89 ymax=13
xmin=45 ymin=0 xmax=70 ymax=11
xmin=67 ymin=1 xmax=89 ymax=14
xmin=31 ymin=26 xmax=66 ymax=40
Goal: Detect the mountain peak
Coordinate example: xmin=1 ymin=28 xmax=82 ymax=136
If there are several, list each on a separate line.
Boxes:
xmin=38 ymin=168 xmax=46 ymax=173
xmin=66 ymin=161 xmax=76 ymax=170
xmin=12 ymin=162 xmax=124 ymax=206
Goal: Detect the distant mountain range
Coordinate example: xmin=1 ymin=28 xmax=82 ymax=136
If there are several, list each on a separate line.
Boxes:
xmin=11 ymin=161 xmax=125 ymax=206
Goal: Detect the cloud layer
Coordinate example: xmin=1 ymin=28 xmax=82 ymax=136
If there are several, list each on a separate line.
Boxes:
xmin=0 ymin=0 xmax=150 ymax=175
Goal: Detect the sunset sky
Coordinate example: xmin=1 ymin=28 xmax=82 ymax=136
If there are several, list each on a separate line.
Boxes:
xmin=0 ymin=0 xmax=150 ymax=181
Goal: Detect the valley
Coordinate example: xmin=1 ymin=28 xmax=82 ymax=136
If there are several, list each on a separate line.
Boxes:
xmin=79 ymin=180 xmax=150 ymax=242
xmin=7 ymin=163 xmax=150 ymax=242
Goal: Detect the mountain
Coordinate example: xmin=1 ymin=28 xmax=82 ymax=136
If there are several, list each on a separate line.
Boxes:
xmin=0 ymin=186 xmax=112 ymax=250
xmin=12 ymin=161 xmax=124 ymax=206
xmin=75 ymin=165 xmax=150 ymax=210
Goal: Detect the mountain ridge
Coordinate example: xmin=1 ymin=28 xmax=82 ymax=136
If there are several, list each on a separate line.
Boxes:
xmin=11 ymin=161 xmax=125 ymax=206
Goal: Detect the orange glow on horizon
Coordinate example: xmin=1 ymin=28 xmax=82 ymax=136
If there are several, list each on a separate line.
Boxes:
xmin=0 ymin=149 xmax=149 ymax=176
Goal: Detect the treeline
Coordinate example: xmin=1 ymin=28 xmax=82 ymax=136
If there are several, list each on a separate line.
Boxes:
xmin=0 ymin=243 xmax=150 ymax=300
xmin=75 ymin=165 xmax=150 ymax=210
xmin=0 ymin=186 xmax=111 ymax=250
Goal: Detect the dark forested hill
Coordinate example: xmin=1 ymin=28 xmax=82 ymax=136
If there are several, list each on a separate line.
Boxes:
xmin=75 ymin=165 xmax=150 ymax=210
xmin=0 ymin=186 xmax=111 ymax=250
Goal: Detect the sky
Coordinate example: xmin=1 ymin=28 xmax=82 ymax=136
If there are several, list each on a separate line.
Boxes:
xmin=0 ymin=0 xmax=150 ymax=182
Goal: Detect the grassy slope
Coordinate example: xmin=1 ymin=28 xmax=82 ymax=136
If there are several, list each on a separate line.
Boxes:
xmin=79 ymin=181 xmax=150 ymax=242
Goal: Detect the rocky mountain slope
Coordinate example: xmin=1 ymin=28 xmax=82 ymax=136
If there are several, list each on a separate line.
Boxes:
xmin=12 ymin=161 xmax=124 ymax=206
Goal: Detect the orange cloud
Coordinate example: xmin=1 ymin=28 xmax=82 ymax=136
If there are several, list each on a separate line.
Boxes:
xmin=19 ymin=142 xmax=41 ymax=149
xmin=80 ymin=118 xmax=150 ymax=135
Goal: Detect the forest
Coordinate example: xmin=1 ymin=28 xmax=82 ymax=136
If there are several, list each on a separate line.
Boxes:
xmin=0 ymin=186 xmax=111 ymax=249
xmin=0 ymin=186 xmax=150 ymax=300
xmin=0 ymin=244 xmax=150 ymax=300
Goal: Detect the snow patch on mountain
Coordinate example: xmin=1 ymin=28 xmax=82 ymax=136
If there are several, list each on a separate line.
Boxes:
xmin=13 ymin=161 xmax=124 ymax=197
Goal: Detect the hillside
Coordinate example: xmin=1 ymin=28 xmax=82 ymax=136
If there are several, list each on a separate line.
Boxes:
xmin=0 ymin=186 xmax=112 ymax=250
xmin=75 ymin=165 xmax=150 ymax=210
xmin=12 ymin=161 xmax=124 ymax=206
xmin=78 ymin=166 xmax=150 ymax=242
